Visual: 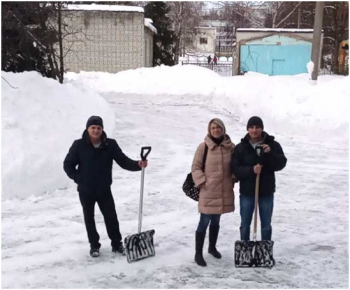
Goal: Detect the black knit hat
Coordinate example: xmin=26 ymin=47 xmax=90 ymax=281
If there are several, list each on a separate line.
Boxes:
xmin=86 ymin=116 xmax=103 ymax=129
xmin=247 ymin=116 xmax=263 ymax=130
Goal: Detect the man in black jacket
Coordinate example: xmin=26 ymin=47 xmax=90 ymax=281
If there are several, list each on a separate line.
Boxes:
xmin=231 ymin=116 xmax=287 ymax=241
xmin=64 ymin=116 xmax=148 ymax=257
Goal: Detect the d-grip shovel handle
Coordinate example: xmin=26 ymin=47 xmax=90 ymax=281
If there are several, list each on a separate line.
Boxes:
xmin=138 ymin=146 xmax=151 ymax=234
xmin=255 ymin=145 xmax=264 ymax=164
xmin=141 ymin=146 xmax=152 ymax=161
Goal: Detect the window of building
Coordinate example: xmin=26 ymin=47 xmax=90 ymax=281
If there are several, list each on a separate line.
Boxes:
xmin=200 ymin=37 xmax=208 ymax=44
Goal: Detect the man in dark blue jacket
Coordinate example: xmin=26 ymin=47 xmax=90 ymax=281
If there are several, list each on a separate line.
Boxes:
xmin=231 ymin=116 xmax=287 ymax=241
xmin=64 ymin=116 xmax=147 ymax=257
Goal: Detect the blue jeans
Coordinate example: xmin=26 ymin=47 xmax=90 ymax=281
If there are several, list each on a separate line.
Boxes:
xmin=197 ymin=213 xmax=221 ymax=232
xmin=240 ymin=194 xmax=274 ymax=240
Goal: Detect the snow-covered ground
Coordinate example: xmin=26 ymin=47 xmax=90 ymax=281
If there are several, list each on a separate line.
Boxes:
xmin=1 ymin=66 xmax=349 ymax=288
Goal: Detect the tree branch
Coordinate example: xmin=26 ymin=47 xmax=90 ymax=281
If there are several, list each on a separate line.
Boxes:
xmin=2 ymin=76 xmax=18 ymax=89
xmin=10 ymin=12 xmax=47 ymax=50
xmin=276 ymin=2 xmax=302 ymax=28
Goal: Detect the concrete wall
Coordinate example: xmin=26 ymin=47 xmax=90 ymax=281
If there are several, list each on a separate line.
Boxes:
xmin=144 ymin=28 xmax=153 ymax=67
xmin=62 ymin=10 xmax=145 ymax=73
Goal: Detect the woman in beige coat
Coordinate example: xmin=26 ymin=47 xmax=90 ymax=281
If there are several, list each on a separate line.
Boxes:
xmin=191 ymin=118 xmax=236 ymax=267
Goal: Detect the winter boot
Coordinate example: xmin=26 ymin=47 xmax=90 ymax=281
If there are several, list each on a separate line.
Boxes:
xmin=90 ymin=248 xmax=100 ymax=258
xmin=208 ymin=225 xmax=222 ymax=259
xmin=195 ymin=231 xmax=207 ymax=267
xmin=112 ymin=242 xmax=126 ymax=255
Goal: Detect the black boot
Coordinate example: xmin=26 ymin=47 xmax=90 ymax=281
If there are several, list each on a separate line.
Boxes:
xmin=208 ymin=225 xmax=222 ymax=259
xmin=112 ymin=242 xmax=125 ymax=255
xmin=89 ymin=243 xmax=101 ymax=258
xmin=195 ymin=231 xmax=207 ymax=267
xmin=90 ymin=247 xmax=100 ymax=257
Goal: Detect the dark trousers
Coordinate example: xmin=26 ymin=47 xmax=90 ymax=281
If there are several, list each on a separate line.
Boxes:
xmin=197 ymin=213 xmax=221 ymax=232
xmin=79 ymin=189 xmax=122 ymax=249
xmin=240 ymin=194 xmax=274 ymax=241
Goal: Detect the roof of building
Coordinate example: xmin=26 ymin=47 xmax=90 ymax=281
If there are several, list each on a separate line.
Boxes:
xmin=65 ymin=4 xmax=144 ymax=13
xmin=237 ymin=28 xmax=314 ymax=33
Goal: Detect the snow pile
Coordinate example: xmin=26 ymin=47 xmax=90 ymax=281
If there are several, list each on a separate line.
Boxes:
xmin=1 ymin=71 xmax=114 ymax=200
xmin=66 ymin=65 xmax=349 ymax=142
xmin=307 ymin=61 xmax=314 ymax=76
xmin=215 ymin=72 xmax=349 ymax=140
xmin=66 ymin=65 xmax=221 ymax=96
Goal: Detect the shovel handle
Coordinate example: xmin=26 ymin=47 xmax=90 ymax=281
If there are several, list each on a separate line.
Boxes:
xmin=138 ymin=147 xmax=151 ymax=234
xmin=141 ymin=146 xmax=152 ymax=161
xmin=253 ymin=172 xmax=260 ymax=241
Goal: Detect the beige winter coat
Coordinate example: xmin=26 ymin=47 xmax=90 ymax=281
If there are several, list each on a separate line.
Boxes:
xmin=191 ymin=135 xmax=236 ymax=214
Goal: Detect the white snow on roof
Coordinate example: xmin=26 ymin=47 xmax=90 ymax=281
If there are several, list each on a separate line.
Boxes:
xmin=144 ymin=18 xmax=157 ymax=34
xmin=65 ymin=4 xmax=144 ymax=13
xmin=237 ymin=28 xmax=314 ymax=33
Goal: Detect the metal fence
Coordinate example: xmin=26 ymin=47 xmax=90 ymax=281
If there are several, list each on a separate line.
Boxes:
xmin=182 ymin=61 xmax=233 ymax=77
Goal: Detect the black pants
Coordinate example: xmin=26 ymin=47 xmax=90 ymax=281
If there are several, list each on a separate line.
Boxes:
xmin=79 ymin=189 xmax=122 ymax=249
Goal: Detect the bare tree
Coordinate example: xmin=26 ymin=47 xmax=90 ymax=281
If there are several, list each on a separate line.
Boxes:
xmin=46 ymin=2 xmax=90 ymax=83
xmin=211 ymin=1 xmax=265 ymax=28
xmin=264 ymin=2 xmax=302 ymax=28
xmin=1 ymin=76 xmax=18 ymax=89
xmin=1 ymin=2 xmax=81 ymax=83
xmin=167 ymin=2 xmax=205 ymax=63
xmin=211 ymin=1 xmax=302 ymax=29
xmin=41 ymin=2 xmax=66 ymax=84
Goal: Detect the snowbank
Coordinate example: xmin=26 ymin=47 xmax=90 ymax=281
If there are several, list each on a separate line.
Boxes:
xmin=1 ymin=71 xmax=114 ymax=200
xmin=66 ymin=65 xmax=349 ymax=142
xmin=215 ymin=72 xmax=349 ymax=140
xmin=66 ymin=65 xmax=221 ymax=96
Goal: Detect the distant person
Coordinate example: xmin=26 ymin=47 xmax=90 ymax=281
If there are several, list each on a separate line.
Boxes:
xmin=213 ymin=55 xmax=218 ymax=65
xmin=207 ymin=55 xmax=212 ymax=64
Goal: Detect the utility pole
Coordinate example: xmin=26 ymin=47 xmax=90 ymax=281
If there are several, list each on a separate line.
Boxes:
xmin=311 ymin=1 xmax=324 ymax=81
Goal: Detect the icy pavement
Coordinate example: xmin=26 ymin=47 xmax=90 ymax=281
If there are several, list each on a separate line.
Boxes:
xmin=2 ymin=93 xmax=348 ymax=288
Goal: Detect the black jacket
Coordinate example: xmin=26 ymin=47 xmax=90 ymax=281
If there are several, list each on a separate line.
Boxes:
xmin=231 ymin=132 xmax=287 ymax=196
xmin=63 ymin=130 xmax=141 ymax=193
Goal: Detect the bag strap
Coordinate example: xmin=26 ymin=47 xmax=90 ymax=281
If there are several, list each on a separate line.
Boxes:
xmin=202 ymin=144 xmax=208 ymax=171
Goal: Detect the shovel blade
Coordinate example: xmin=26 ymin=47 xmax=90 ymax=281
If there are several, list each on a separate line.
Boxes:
xmin=124 ymin=229 xmax=155 ymax=263
xmin=235 ymin=240 xmax=275 ymax=268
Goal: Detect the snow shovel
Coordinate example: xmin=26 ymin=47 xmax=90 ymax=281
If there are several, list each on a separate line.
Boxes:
xmin=235 ymin=146 xmax=275 ymax=268
xmin=125 ymin=146 xmax=155 ymax=263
